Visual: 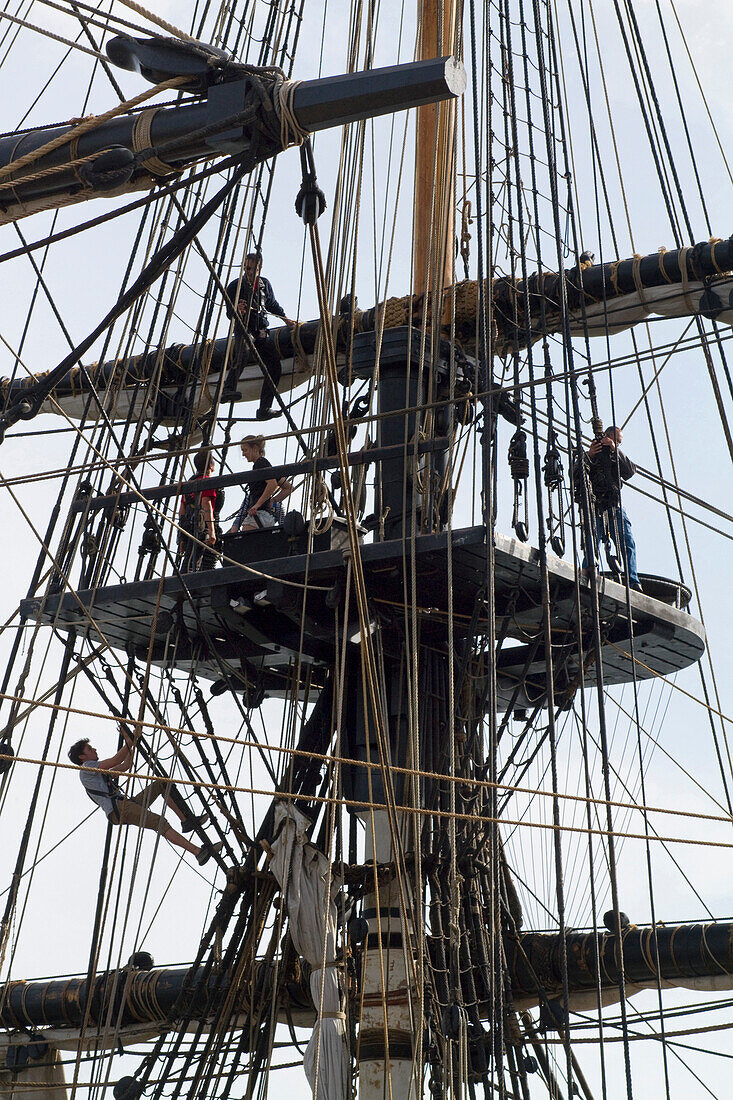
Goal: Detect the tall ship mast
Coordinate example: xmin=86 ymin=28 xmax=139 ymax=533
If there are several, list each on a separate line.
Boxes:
xmin=0 ymin=2 xmax=732 ymax=1099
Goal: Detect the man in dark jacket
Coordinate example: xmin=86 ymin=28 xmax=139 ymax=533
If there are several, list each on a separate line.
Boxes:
xmin=222 ymin=252 xmax=295 ymax=419
xmin=580 ymin=425 xmax=641 ymax=591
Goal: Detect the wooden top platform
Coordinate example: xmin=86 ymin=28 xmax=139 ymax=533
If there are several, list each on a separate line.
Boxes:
xmin=20 ymin=527 xmax=705 ymax=711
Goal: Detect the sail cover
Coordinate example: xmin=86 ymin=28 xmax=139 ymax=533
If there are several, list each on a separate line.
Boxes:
xmin=480 ymin=239 xmax=733 ymax=355
xmin=269 ymin=803 xmax=349 ymax=1100
xmin=567 ymin=276 xmax=733 ymax=339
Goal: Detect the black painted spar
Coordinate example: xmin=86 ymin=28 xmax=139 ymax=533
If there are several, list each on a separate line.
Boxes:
xmin=1 ymin=922 xmax=730 ymax=1030
xmin=3 ymin=234 xmax=732 ymax=425
xmin=0 ymin=43 xmax=465 ymax=217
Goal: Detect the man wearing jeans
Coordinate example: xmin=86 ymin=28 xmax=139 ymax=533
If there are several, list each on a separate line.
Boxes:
xmin=580 ymin=425 xmax=641 ymax=592
xmin=68 ymin=722 xmax=222 ymax=866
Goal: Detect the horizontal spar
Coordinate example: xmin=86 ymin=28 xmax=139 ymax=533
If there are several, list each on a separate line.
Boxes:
xmin=293 ymin=56 xmax=466 ymax=131
xmin=506 ymin=920 xmax=733 ymax=1003
xmin=3 ymin=233 xmax=731 ymax=433
xmin=70 ymin=436 xmax=452 ymax=515
xmin=0 ymin=42 xmax=465 ymax=221
xmin=490 ymin=235 xmax=733 ymax=352
xmin=2 ymin=921 xmax=731 ymax=1030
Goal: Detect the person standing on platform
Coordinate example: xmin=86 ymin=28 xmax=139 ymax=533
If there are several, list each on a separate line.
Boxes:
xmin=178 ymin=449 xmax=223 ymax=572
xmin=579 ymin=425 xmax=641 ymax=592
xmin=222 ymin=252 xmax=296 ymax=419
xmin=228 ymin=434 xmax=292 ymax=533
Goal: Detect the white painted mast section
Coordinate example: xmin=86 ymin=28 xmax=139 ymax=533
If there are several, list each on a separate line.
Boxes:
xmin=357 ymin=811 xmax=419 ymax=1100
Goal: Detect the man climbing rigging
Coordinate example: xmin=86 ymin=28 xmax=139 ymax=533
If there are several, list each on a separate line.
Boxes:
xmin=68 ymin=722 xmax=222 ymax=866
xmin=578 ymin=425 xmax=642 ymax=592
xmin=222 ymin=252 xmax=296 ymax=418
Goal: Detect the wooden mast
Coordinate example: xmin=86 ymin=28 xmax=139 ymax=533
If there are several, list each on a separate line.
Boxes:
xmin=413 ymin=0 xmax=459 ymax=298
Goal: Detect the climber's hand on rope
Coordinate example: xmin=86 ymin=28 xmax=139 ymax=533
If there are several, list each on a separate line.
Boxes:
xmin=117 ymin=720 xmax=141 ymax=749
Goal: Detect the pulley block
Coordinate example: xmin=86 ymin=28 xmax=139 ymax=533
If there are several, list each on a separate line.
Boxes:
xmin=0 ymin=738 xmax=13 ymax=775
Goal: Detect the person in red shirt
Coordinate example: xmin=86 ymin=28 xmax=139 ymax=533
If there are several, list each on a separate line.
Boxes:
xmin=178 ymin=450 xmax=220 ymax=571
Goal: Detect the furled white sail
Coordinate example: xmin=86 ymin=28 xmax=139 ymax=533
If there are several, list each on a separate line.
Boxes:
xmin=269 ymin=802 xmax=349 ymax=1100
xmin=567 ymin=276 xmax=733 ymax=340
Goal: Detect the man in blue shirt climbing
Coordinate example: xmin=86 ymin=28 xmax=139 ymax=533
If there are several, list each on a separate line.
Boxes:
xmin=223 ymin=252 xmax=296 ymax=419
xmin=68 ymin=721 xmax=222 ymax=866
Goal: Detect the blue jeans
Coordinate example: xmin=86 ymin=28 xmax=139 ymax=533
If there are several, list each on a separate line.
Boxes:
xmin=583 ymin=506 xmax=639 ymax=586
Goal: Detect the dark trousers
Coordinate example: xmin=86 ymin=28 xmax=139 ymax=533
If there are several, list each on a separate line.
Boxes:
xmin=228 ymin=330 xmax=282 ymax=411
xmin=178 ymin=520 xmax=219 ymax=573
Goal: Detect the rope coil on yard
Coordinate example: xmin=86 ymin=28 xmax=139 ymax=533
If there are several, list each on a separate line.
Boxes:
xmin=273 ymin=79 xmax=308 ymax=148
xmin=709 ymin=238 xmax=725 ymax=277
xmin=291 ymin=323 xmax=311 ymax=370
xmin=631 ymin=254 xmax=648 ymax=308
xmin=678 ymin=247 xmax=696 ymax=314
xmin=132 ymin=109 xmax=180 ymax=178
xmin=657 ymin=246 xmax=673 ymax=283
xmin=0 ymin=78 xmax=188 ymax=188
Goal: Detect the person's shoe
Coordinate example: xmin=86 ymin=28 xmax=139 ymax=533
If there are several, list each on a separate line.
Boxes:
xmin=221 ymin=390 xmax=243 ymax=403
xmin=630 ymin=581 xmax=644 ymax=593
xmin=255 ymin=406 xmax=281 ymax=421
xmin=181 ymin=812 xmax=208 ymax=834
xmin=197 ymin=840 xmax=224 ymax=866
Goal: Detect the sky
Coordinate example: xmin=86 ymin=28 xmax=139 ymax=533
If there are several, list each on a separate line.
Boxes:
xmin=0 ymin=0 xmax=732 ymax=1097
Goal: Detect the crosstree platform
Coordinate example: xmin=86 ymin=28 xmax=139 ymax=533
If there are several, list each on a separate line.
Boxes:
xmin=20 ymin=527 xmax=705 ymax=711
